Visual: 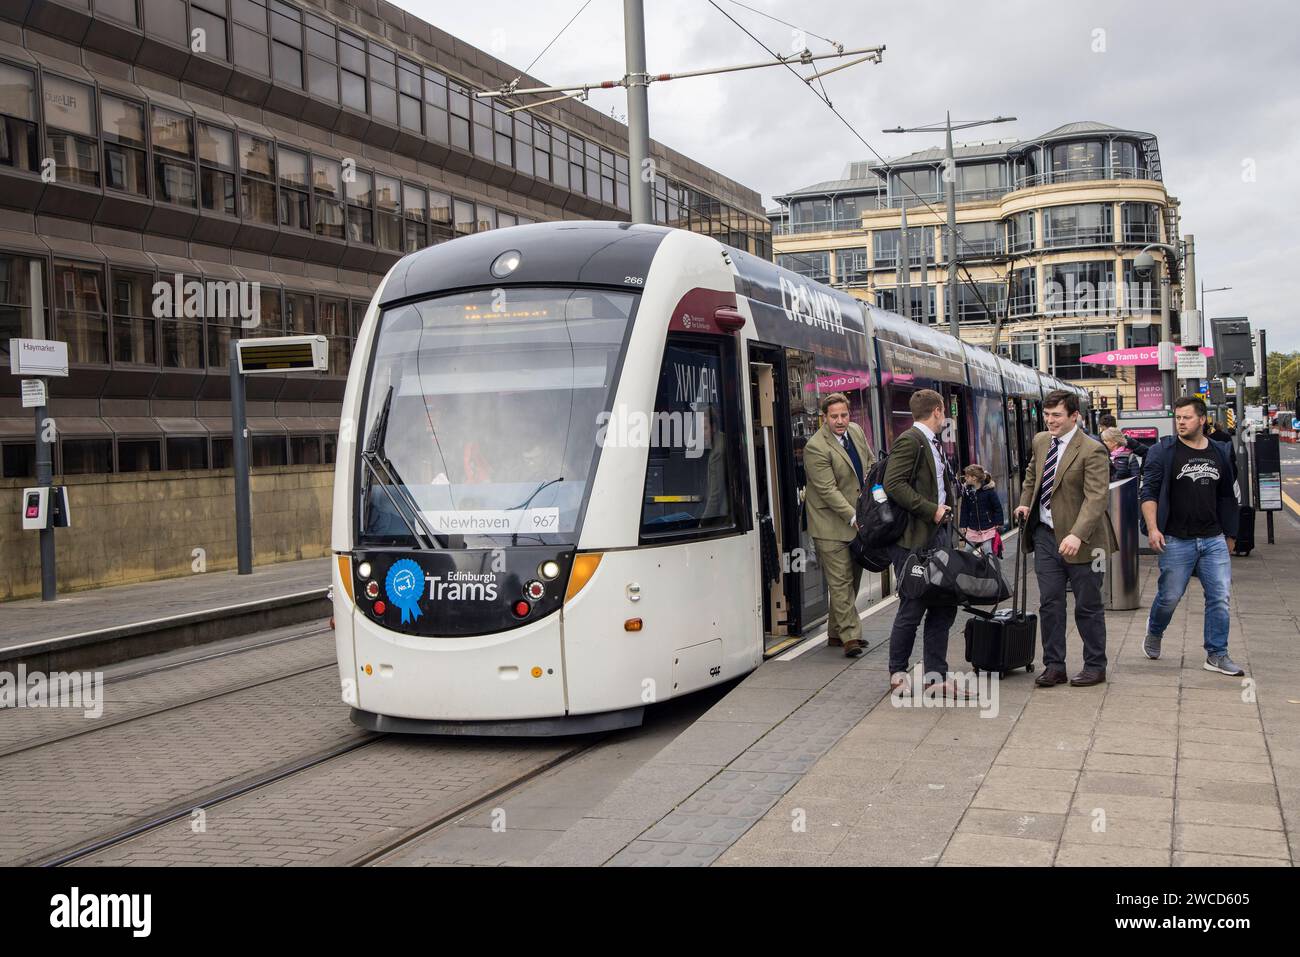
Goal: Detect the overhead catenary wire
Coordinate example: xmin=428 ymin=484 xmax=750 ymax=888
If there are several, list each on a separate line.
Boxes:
xmin=704 ymin=0 xmax=1012 ymax=332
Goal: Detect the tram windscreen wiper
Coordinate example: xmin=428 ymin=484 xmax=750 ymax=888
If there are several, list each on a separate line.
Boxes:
xmin=361 ymin=385 xmax=440 ymax=548
xmin=508 ymin=476 xmax=563 ymax=546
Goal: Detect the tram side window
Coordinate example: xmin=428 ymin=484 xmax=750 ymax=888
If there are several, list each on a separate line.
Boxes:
xmin=640 ymin=339 xmax=738 ymax=537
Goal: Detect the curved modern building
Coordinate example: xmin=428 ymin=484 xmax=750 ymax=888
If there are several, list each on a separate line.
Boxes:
xmin=770 ymin=121 xmax=1182 ymax=411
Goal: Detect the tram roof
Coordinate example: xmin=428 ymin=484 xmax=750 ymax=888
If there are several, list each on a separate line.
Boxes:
xmin=378 ymin=221 xmax=674 ymax=306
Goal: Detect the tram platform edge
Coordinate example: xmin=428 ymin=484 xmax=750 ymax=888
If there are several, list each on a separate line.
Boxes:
xmin=0 ymin=557 xmax=331 ymax=673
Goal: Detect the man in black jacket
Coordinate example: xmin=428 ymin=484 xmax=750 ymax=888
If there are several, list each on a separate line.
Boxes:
xmin=1139 ymin=397 xmax=1244 ymax=676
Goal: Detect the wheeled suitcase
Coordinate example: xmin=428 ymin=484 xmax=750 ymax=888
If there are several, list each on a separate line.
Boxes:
xmin=1234 ymin=506 xmax=1255 ymax=556
xmin=963 ymin=521 xmax=1037 ymax=678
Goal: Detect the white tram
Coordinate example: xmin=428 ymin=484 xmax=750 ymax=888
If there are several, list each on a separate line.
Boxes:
xmin=330 ymin=221 xmax=1087 ymax=734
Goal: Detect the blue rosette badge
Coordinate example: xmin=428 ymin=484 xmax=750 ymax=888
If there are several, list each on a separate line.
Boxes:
xmin=385 ymin=558 xmax=425 ymax=624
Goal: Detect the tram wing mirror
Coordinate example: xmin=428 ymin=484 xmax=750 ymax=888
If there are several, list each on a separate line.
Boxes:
xmin=714 ymin=307 xmax=746 ymax=332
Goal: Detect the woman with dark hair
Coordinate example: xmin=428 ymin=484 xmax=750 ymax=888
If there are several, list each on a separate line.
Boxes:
xmin=959 ymin=464 xmax=1004 ymax=556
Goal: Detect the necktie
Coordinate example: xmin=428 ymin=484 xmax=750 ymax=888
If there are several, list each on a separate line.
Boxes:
xmin=1040 ymin=437 xmax=1061 ymax=512
xmin=932 ymin=437 xmax=949 ymax=482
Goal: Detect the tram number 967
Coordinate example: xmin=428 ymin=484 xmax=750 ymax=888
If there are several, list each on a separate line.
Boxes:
xmin=529 ymin=511 xmax=559 ymax=529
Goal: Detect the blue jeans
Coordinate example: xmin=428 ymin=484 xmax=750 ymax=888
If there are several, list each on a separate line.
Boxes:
xmin=1147 ymin=535 xmax=1231 ymax=656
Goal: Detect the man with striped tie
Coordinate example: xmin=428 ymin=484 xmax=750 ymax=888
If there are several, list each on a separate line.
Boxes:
xmin=1014 ymin=389 xmax=1116 ymax=687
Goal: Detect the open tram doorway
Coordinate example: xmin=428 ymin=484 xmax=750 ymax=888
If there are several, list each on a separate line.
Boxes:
xmin=747 ymin=343 xmax=826 ymax=656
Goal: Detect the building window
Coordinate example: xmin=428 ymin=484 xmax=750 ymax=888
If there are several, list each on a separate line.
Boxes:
xmin=142 ymin=0 xmax=186 ymax=45
xmin=403 ymin=184 xmax=427 ymax=250
xmin=956 ymin=282 xmax=1006 ymax=323
xmin=448 ymin=81 xmax=471 ymax=152
xmin=160 ymin=275 xmax=203 ymax=368
xmin=1123 ymin=260 xmax=1160 ymax=314
xmin=1127 ymin=322 xmax=1158 ymax=347
xmin=269 ymin=1 xmax=302 ymax=89
xmin=1043 ymin=261 xmax=1115 ymax=317
xmin=1121 ymin=202 xmax=1160 ymax=244
xmin=471 ymin=94 xmax=492 ymax=162
xmin=954 ymin=220 xmax=1002 ymax=258
xmin=568 ymin=134 xmax=586 ymax=194
xmin=253 ymin=286 xmax=283 ymax=336
xmin=0 ymin=254 xmax=46 ymax=350
xmin=232 ymin=0 xmax=270 ymax=76
xmin=1051 ymin=327 xmax=1116 ymax=380
xmin=955 ymin=162 xmax=1004 ymax=201
xmin=53 ymin=260 xmax=109 ymax=365
xmin=305 ymin=13 xmax=337 ymax=101
xmin=513 ymin=111 xmax=533 ymax=177
xmin=191 ymin=2 xmax=228 ymax=60
xmin=872 ymin=227 xmax=934 ymax=268
xmin=1112 ymin=140 xmax=1147 ymax=179
xmin=615 ymin=153 xmax=629 ymax=211
xmin=43 ymin=74 xmax=98 ymax=186
xmin=339 ymin=30 xmax=366 ymax=111
xmin=1009 ymin=266 xmax=1036 ymax=317
xmin=286 ymin=290 xmax=314 ymax=334
xmin=891 ymin=167 xmax=937 ymax=206
xmin=290 ymin=435 xmax=322 ymax=465
xmin=198 ymin=123 xmax=236 ymax=215
xmin=549 ymin=126 xmax=568 ymax=190
xmin=397 ymin=58 xmax=422 ymax=133
xmin=493 ymin=101 xmax=513 ymax=167
xmin=423 ymin=68 xmax=448 ymax=144
xmin=476 ymin=204 xmax=496 ymax=233
xmin=498 ymin=211 xmax=516 ymax=229
xmin=640 ymin=338 xmax=740 ymax=536
xmin=368 ymin=42 xmax=397 ymax=125
xmin=166 ymin=436 xmax=209 ymax=470
xmin=277 ymin=146 xmax=310 ymax=231
xmin=345 ymin=168 xmax=373 ymax=244
xmin=429 ymin=190 xmax=453 ymax=244
xmin=584 ymin=140 xmax=601 ymax=201
xmin=776 ymin=251 xmax=829 ymax=283
xmin=101 ymin=94 xmax=148 ymax=196
xmin=0 ymin=62 xmax=38 ymax=173
xmin=375 ymin=174 xmax=401 ymax=251
xmin=1 ymin=441 xmax=36 ymax=478
xmin=1009 ymin=333 xmax=1037 ymax=369
xmin=118 ymin=438 xmax=162 ymax=472
xmin=834 ymin=248 xmax=868 ymax=286
xmin=1006 ymin=210 xmax=1035 ymax=253
xmin=1049 ymin=140 xmax=1105 ymax=183
xmin=152 ymin=106 xmax=196 ymax=207
xmin=312 ymin=155 xmax=344 ymax=239
xmin=238 ymin=133 xmax=276 ymax=224
xmin=251 ymin=434 xmax=287 ymax=467
xmin=453 ymin=198 xmax=474 ymax=237
xmin=319 ymin=297 xmax=349 ymax=374
xmin=1043 ymin=203 xmax=1113 ymax=248
xmin=110 ymin=269 xmax=157 ymax=366
xmin=98 ymin=0 xmax=139 ymax=27
xmin=62 ymin=439 xmax=113 ymax=474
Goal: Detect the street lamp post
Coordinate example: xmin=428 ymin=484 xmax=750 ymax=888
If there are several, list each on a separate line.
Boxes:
xmin=1133 ymin=242 xmax=1180 ymax=406
xmin=883 ymin=114 xmax=1015 ymax=339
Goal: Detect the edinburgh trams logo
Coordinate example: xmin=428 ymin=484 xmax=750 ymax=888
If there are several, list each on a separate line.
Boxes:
xmin=778 ymin=276 xmax=846 ymax=336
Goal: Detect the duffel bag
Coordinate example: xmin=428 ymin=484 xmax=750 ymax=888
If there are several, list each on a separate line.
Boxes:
xmin=899 ymin=524 xmax=1011 ymax=607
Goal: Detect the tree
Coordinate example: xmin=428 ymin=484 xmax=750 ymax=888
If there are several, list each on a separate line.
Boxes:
xmin=1246 ymin=351 xmax=1300 ymax=408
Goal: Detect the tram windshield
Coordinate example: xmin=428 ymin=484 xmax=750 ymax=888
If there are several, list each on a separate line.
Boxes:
xmin=358 ymin=286 xmax=637 ymax=545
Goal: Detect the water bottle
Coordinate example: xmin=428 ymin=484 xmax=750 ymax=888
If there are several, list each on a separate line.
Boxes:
xmin=871 ymin=484 xmax=887 ymax=504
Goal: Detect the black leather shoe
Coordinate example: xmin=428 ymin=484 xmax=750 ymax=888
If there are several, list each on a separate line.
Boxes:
xmin=1069 ymin=669 xmax=1107 ymax=687
xmin=843 ymin=639 xmax=865 ymax=658
xmin=1034 ymin=668 xmax=1068 ymax=687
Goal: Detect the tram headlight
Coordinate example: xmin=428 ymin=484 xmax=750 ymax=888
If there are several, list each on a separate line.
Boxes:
xmin=491 ymin=249 xmax=522 ymax=278
xmin=538 ymin=560 xmax=561 ymax=581
xmin=357 ymin=561 xmax=372 ymax=579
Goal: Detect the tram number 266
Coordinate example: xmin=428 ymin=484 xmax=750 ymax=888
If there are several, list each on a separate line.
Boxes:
xmin=623 ymin=276 xmax=644 ymax=285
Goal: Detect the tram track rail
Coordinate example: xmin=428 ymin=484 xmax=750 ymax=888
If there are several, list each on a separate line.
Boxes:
xmin=0 ymin=625 xmax=336 ymax=760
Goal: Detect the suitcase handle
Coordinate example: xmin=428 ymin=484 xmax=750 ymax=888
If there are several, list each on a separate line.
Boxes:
xmin=1012 ymin=514 xmax=1029 ymax=618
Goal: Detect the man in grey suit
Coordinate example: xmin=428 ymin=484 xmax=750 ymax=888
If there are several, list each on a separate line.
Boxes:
xmin=803 ymin=392 xmax=874 ymax=658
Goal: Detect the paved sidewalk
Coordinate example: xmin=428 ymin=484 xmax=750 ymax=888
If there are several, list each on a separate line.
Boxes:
xmin=0 ymin=557 xmax=330 ymax=654
xmin=542 ymin=514 xmax=1300 ymax=867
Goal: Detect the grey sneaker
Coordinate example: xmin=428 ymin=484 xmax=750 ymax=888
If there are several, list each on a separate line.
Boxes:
xmin=1204 ymin=653 xmax=1245 ymax=676
xmin=1143 ymin=633 xmax=1162 ymax=660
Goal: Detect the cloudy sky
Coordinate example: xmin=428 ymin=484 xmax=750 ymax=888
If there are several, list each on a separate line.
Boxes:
xmin=394 ymin=0 xmax=1300 ymax=353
